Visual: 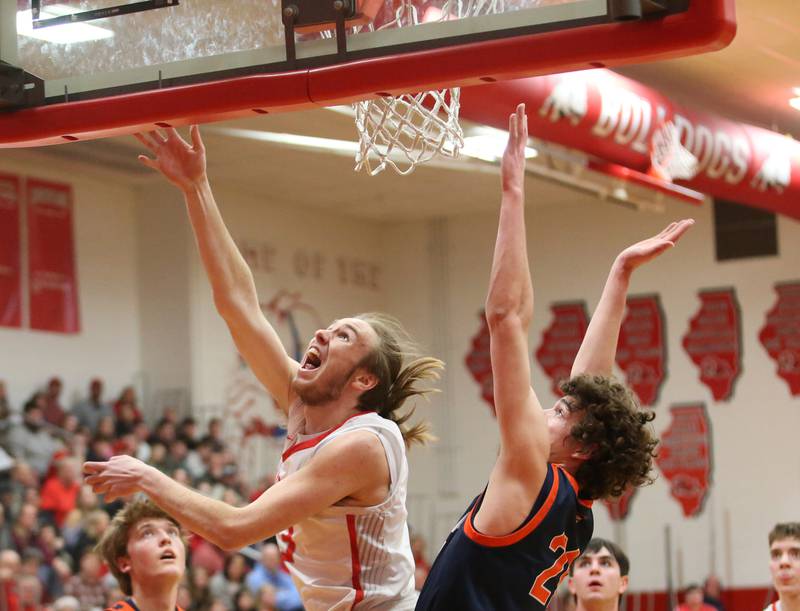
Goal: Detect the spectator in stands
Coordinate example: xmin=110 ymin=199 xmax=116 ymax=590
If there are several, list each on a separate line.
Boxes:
xmin=234 ymin=587 xmax=257 ymax=611
xmin=765 ymin=522 xmax=800 ymax=611
xmin=0 ymin=549 xmax=21 ymax=611
xmin=178 ymin=416 xmax=199 ymax=449
xmin=97 ymin=498 xmax=186 ymax=611
xmin=703 ymin=574 xmax=725 ymax=611
xmin=8 ymin=399 xmax=61 ymax=477
xmin=113 ymin=387 xmax=143 ymax=423
xmin=64 ymin=549 xmax=107 ymax=609
xmin=188 ymin=565 xmax=214 ymax=611
xmin=245 ymin=542 xmax=302 ymax=611
xmin=52 ymin=595 xmax=81 ymax=611
xmin=16 ymin=574 xmax=43 ymax=611
xmin=257 ymin=584 xmax=279 ymax=611
xmin=209 ymin=554 xmax=249 ymax=609
xmin=40 ymin=456 xmax=81 ymax=528
xmin=133 ymin=421 xmax=152 ymax=463
xmin=67 ymin=508 xmax=110 ymax=567
xmin=200 ymin=417 xmax=225 ymax=452
xmin=411 ymin=531 xmax=431 ymax=591
xmin=11 ymin=503 xmax=43 ymax=555
xmin=676 ymin=584 xmax=717 ymax=611
xmin=43 ymin=377 xmax=67 ymax=427
xmin=72 ymin=379 xmax=112 ymax=435
xmin=115 ymin=403 xmax=139 ymax=437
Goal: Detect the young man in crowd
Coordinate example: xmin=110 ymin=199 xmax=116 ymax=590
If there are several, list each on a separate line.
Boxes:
xmin=96 ymin=498 xmax=187 ymax=611
xmin=765 ymin=523 xmax=800 ymax=611
xmin=416 ymin=104 xmax=690 ymax=610
xmin=569 ymin=538 xmax=630 ymax=611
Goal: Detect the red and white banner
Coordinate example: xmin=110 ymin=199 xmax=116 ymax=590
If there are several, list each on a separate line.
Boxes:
xmin=461 ymin=70 xmax=800 ymax=220
xmin=0 ymin=174 xmax=22 ymax=328
xmin=759 ymin=282 xmax=800 ymax=396
xmin=682 ymin=288 xmax=741 ymax=401
xmin=535 ymin=301 xmax=589 ymax=396
xmin=603 ymin=486 xmax=638 ymax=522
xmin=655 ymin=403 xmax=713 ymax=518
xmin=26 ymin=179 xmax=80 ymax=333
xmin=616 ymin=294 xmax=666 ymax=406
xmin=465 ymin=310 xmax=495 ymax=414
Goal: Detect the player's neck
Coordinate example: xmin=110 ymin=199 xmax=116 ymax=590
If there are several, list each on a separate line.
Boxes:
xmin=130 ymin=579 xmax=179 ymax=611
xmin=577 ymin=597 xmax=619 ymax=611
xmin=779 ymin=592 xmax=800 ymax=611
xmin=302 ymin=401 xmax=360 ymax=435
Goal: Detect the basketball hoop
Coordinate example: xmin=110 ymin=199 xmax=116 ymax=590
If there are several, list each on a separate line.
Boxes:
xmin=350 ymin=1 xmax=506 ymax=175
xmin=649 ymin=120 xmax=700 ymax=183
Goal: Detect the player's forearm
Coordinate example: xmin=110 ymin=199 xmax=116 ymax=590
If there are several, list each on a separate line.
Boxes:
xmin=139 ymin=465 xmax=256 ymax=550
xmin=571 ymin=258 xmax=631 ymax=377
xmin=485 ymin=188 xmax=533 ymax=327
xmin=181 ymin=177 xmax=260 ymax=316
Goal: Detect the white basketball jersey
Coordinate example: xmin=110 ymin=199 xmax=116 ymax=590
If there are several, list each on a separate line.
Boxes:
xmin=276 ymin=412 xmax=417 ymax=611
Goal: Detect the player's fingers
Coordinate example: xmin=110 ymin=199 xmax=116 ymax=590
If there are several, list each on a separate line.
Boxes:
xmin=190 ymin=124 xmax=204 ymax=152
xmin=656 ymin=221 xmax=678 ymax=239
xmin=138 ymin=155 xmax=159 ymax=171
xmin=508 ymin=112 xmax=518 ymax=145
xmin=665 ymin=218 xmax=694 ymax=242
xmin=133 ymin=132 xmax=158 ymax=153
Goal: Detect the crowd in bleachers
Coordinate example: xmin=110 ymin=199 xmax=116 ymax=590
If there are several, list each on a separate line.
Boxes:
xmin=0 ymin=377 xmax=304 ymax=611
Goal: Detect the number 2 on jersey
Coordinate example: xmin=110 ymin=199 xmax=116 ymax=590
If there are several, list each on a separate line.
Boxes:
xmin=530 ymin=533 xmax=580 ymax=604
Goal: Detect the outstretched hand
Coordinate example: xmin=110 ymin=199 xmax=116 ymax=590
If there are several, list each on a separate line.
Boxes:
xmin=83 ymin=455 xmax=152 ymax=503
xmin=135 ymin=125 xmax=206 ymax=191
xmin=501 ymin=103 xmax=528 ymax=193
xmin=616 ymin=218 xmax=694 ymax=273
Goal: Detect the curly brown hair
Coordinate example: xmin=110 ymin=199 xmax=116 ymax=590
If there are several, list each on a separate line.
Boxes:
xmin=560 ymin=374 xmax=657 ymax=500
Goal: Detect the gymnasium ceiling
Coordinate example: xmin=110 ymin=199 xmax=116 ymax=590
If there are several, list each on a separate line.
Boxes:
xmin=3 ymin=0 xmax=799 ymax=222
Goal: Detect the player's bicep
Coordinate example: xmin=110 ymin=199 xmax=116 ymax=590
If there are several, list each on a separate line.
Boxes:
xmin=225 ymin=309 xmax=300 ymax=414
xmin=230 ymin=432 xmax=385 ymax=544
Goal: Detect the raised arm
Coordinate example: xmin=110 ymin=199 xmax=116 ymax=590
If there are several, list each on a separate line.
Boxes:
xmin=83 ymin=431 xmax=387 ymax=550
xmin=478 ymin=105 xmax=550 ymax=535
xmin=570 ymin=219 xmax=694 ymax=377
xmin=136 ymin=127 xmax=298 ymax=412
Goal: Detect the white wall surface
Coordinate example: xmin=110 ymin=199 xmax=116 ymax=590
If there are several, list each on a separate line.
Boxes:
xmin=0 ymin=156 xmax=142 ymax=410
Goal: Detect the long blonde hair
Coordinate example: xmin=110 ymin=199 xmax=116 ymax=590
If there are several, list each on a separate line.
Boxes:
xmin=355 ymin=313 xmax=444 ymax=447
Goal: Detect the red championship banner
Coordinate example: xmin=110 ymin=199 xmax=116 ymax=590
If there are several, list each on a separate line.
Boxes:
xmin=535 ymin=302 xmax=589 ymax=396
xmin=26 ymin=179 xmax=80 ymax=333
xmin=655 ymin=403 xmax=713 ymax=518
xmin=465 ymin=310 xmax=495 ymax=414
xmin=759 ymin=282 xmax=800 ymax=396
xmin=616 ymin=294 xmax=666 ymax=406
xmin=0 ymin=174 xmax=22 ymax=328
xmin=603 ymin=486 xmax=638 ymax=522
xmin=682 ymin=288 xmax=741 ymax=401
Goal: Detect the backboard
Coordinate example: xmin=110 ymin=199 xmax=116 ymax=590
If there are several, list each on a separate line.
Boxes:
xmin=0 ymin=0 xmax=736 ymax=147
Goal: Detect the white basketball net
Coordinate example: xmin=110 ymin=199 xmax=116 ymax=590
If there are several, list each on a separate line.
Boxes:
xmin=352 ymin=1 xmax=509 ymax=175
xmin=649 ymin=120 xmax=700 ymax=183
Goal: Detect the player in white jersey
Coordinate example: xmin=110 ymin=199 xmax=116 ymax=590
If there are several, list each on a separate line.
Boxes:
xmin=83 ymin=126 xmax=442 ymax=610
xmin=765 ymin=523 xmax=800 ymax=611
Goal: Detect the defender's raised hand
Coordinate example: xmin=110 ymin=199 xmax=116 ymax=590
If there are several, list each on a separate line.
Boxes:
xmin=616 ymin=219 xmax=695 ymax=274
xmin=501 ymin=103 xmax=528 ymax=194
xmin=135 ymin=125 xmax=207 ymax=191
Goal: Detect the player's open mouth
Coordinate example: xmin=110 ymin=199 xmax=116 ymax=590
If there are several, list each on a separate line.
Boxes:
xmin=160 ymin=550 xmax=176 ymax=561
xmin=588 ymin=580 xmax=603 ymax=588
xmin=302 ymin=347 xmax=322 ymax=370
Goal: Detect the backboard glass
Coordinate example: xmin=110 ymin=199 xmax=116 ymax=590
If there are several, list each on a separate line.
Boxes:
xmin=0 ymin=0 xmax=736 ymax=147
